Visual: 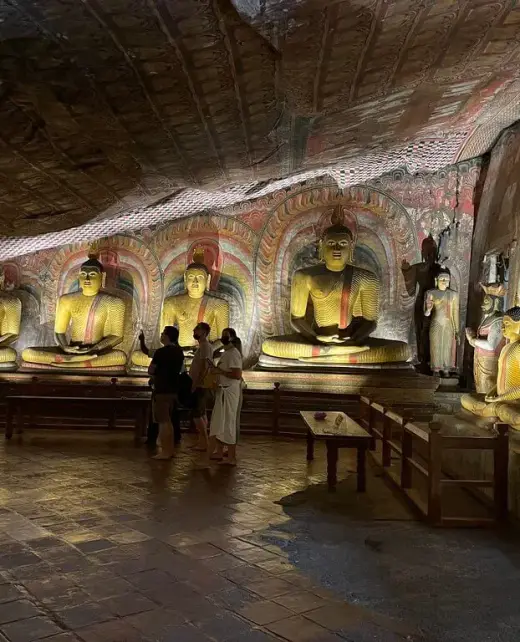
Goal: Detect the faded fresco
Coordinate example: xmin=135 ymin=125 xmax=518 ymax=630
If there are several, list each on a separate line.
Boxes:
xmin=1 ymin=160 xmax=480 ymax=372
xmin=472 ymin=123 xmax=520 ymax=307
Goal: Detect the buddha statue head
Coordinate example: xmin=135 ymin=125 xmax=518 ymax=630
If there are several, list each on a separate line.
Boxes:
xmin=481 ymin=283 xmax=506 ymax=314
xmin=79 ymin=253 xmax=104 ymax=297
xmin=436 ymin=269 xmax=451 ymax=292
xmin=502 ymin=306 xmax=520 ymax=342
xmin=319 ymin=221 xmax=354 ymax=272
xmin=480 ymin=283 xmax=506 ymax=314
xmin=185 ymin=247 xmax=211 ymax=300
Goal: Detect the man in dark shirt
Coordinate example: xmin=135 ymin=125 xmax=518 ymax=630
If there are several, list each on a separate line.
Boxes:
xmin=139 ymin=326 xmax=184 ymax=459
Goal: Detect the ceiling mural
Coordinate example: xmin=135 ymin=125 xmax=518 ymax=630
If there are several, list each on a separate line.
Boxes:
xmin=0 ymin=0 xmax=519 ymax=244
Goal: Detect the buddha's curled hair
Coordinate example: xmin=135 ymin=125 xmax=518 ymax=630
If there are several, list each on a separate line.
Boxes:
xmin=505 ymin=307 xmax=520 ymax=321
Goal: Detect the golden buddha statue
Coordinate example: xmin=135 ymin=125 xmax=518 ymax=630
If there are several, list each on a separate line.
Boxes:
xmin=465 ymin=283 xmax=504 ymax=394
xmin=22 ymin=253 xmax=127 ymax=370
xmin=461 ymin=306 xmax=520 ymax=430
xmin=260 ymin=219 xmax=410 ymax=366
xmin=423 ymin=269 xmax=460 ymax=376
xmin=131 ymin=249 xmax=229 ymax=368
xmin=0 ymin=269 xmax=22 ymax=371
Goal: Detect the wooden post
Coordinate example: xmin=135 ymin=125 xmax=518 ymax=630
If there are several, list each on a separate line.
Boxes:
xmin=368 ymin=404 xmax=376 ymax=451
xmin=427 ymin=422 xmax=442 ymax=526
xmin=29 ymin=376 xmax=38 ymax=429
xmin=108 ymin=378 xmax=118 ymax=430
xmin=493 ymin=422 xmax=509 ymax=523
xmin=382 ymin=411 xmax=391 ymax=467
xmin=401 ymin=423 xmax=412 ymax=489
xmin=326 ymin=441 xmax=338 ymax=492
xmin=306 ymin=429 xmax=315 ymax=461
xmin=273 ymin=382 xmax=281 ymax=435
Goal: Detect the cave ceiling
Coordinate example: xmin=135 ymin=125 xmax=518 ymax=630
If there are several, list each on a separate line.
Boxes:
xmin=1 ymin=0 xmax=520 ymax=254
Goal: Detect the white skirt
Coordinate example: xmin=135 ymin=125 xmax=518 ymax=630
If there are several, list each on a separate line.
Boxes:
xmin=209 ymin=382 xmax=241 ymax=445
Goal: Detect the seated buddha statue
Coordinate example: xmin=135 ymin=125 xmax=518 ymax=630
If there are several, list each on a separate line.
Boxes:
xmin=0 ymin=269 xmax=22 ymax=371
xmin=22 ymin=253 xmax=127 ymax=370
xmin=260 ymin=220 xmax=410 ymax=367
xmin=461 ymin=306 xmax=520 ymax=430
xmin=131 ymin=250 xmax=229 ymax=368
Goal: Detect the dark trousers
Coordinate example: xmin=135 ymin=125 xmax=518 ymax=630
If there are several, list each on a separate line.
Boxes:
xmin=146 ymin=404 xmax=181 ymax=445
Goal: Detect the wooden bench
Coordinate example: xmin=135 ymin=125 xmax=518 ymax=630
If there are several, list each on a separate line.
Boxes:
xmin=301 ymin=410 xmax=372 ymax=492
xmin=5 ymin=395 xmax=150 ymax=444
xmin=359 ymin=396 xmax=509 ymax=527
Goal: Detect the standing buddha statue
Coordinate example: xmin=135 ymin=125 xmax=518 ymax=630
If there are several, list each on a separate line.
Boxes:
xmin=465 ymin=283 xmax=504 ymax=395
xmin=22 ymin=253 xmax=127 ymax=370
xmin=401 ymin=235 xmax=441 ymax=369
xmin=0 ymin=268 xmax=21 ymax=370
xmin=423 ymin=269 xmax=459 ymax=376
xmin=260 ymin=217 xmax=410 ymax=366
xmin=461 ymin=305 xmax=520 ymax=430
xmin=131 ymin=247 xmax=229 ymax=368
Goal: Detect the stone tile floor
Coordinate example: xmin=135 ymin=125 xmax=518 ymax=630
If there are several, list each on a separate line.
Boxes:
xmin=0 ymin=431 xmax=519 ymax=642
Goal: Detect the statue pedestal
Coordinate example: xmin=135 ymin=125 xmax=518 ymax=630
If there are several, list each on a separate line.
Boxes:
xmin=246 ymin=365 xmax=439 ymax=406
xmin=19 ymin=362 xmax=127 ymax=375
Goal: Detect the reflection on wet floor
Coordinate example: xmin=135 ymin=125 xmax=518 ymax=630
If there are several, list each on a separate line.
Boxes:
xmin=0 ymin=431 xmax=518 ymax=641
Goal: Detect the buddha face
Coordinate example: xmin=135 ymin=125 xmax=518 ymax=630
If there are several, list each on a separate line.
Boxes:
xmin=79 ymin=266 xmax=102 ymax=297
xmin=437 ymin=274 xmax=450 ymax=291
xmin=185 ymin=267 xmax=208 ymax=299
xmin=322 ymin=232 xmax=353 ymax=272
xmin=502 ymin=315 xmax=520 ymax=342
xmin=481 ymin=295 xmax=494 ymax=313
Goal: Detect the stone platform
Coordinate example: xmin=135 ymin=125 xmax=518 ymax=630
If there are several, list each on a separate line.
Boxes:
xmin=246 ymin=366 xmax=439 ymax=405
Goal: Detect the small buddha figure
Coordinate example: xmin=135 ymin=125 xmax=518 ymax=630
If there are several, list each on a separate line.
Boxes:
xmin=423 ymin=269 xmax=459 ymax=376
xmin=461 ymin=306 xmax=520 ymax=430
xmin=0 ymin=269 xmax=22 ymax=371
xmin=260 ymin=218 xmax=410 ymax=366
xmin=22 ymin=253 xmax=127 ymax=370
xmin=465 ymin=284 xmax=505 ymax=394
xmin=131 ymin=249 xmax=229 ymax=368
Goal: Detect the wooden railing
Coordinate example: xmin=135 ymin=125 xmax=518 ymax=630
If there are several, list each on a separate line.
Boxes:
xmin=359 ymin=396 xmax=509 ymax=527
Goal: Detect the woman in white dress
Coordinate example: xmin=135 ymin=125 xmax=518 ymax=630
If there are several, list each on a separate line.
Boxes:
xmin=206 ymin=329 xmax=243 ymax=466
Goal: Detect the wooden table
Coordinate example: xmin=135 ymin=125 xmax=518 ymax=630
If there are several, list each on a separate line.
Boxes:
xmin=5 ymin=395 xmax=150 ymax=444
xmin=301 ymin=411 xmax=372 ymax=492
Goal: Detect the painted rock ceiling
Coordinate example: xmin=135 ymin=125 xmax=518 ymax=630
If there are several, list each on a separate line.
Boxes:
xmin=1 ymin=0 xmax=520 ymax=244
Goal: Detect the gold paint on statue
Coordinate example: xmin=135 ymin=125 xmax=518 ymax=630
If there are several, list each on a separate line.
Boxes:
xmin=461 ymin=306 xmax=520 ymax=430
xmin=465 ymin=284 xmax=504 ymax=394
xmin=0 ymin=269 xmax=21 ymax=369
xmin=261 ymin=219 xmax=410 ymax=365
xmin=22 ymin=253 xmax=126 ymax=369
xmin=423 ymin=270 xmax=459 ymax=375
xmin=131 ymin=250 xmax=229 ymax=367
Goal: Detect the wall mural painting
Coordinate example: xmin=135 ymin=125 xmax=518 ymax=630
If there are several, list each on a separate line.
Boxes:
xmin=0 ymin=163 xmax=480 ymax=374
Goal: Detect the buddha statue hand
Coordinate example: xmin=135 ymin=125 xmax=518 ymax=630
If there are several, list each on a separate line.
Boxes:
xmin=51 ymin=353 xmax=98 ymax=365
xmin=63 ymin=345 xmax=92 ymax=354
xmin=316 ymin=334 xmax=348 ymax=344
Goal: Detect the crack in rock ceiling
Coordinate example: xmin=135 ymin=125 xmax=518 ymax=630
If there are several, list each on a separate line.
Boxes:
xmin=0 ymin=0 xmax=520 ymax=248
